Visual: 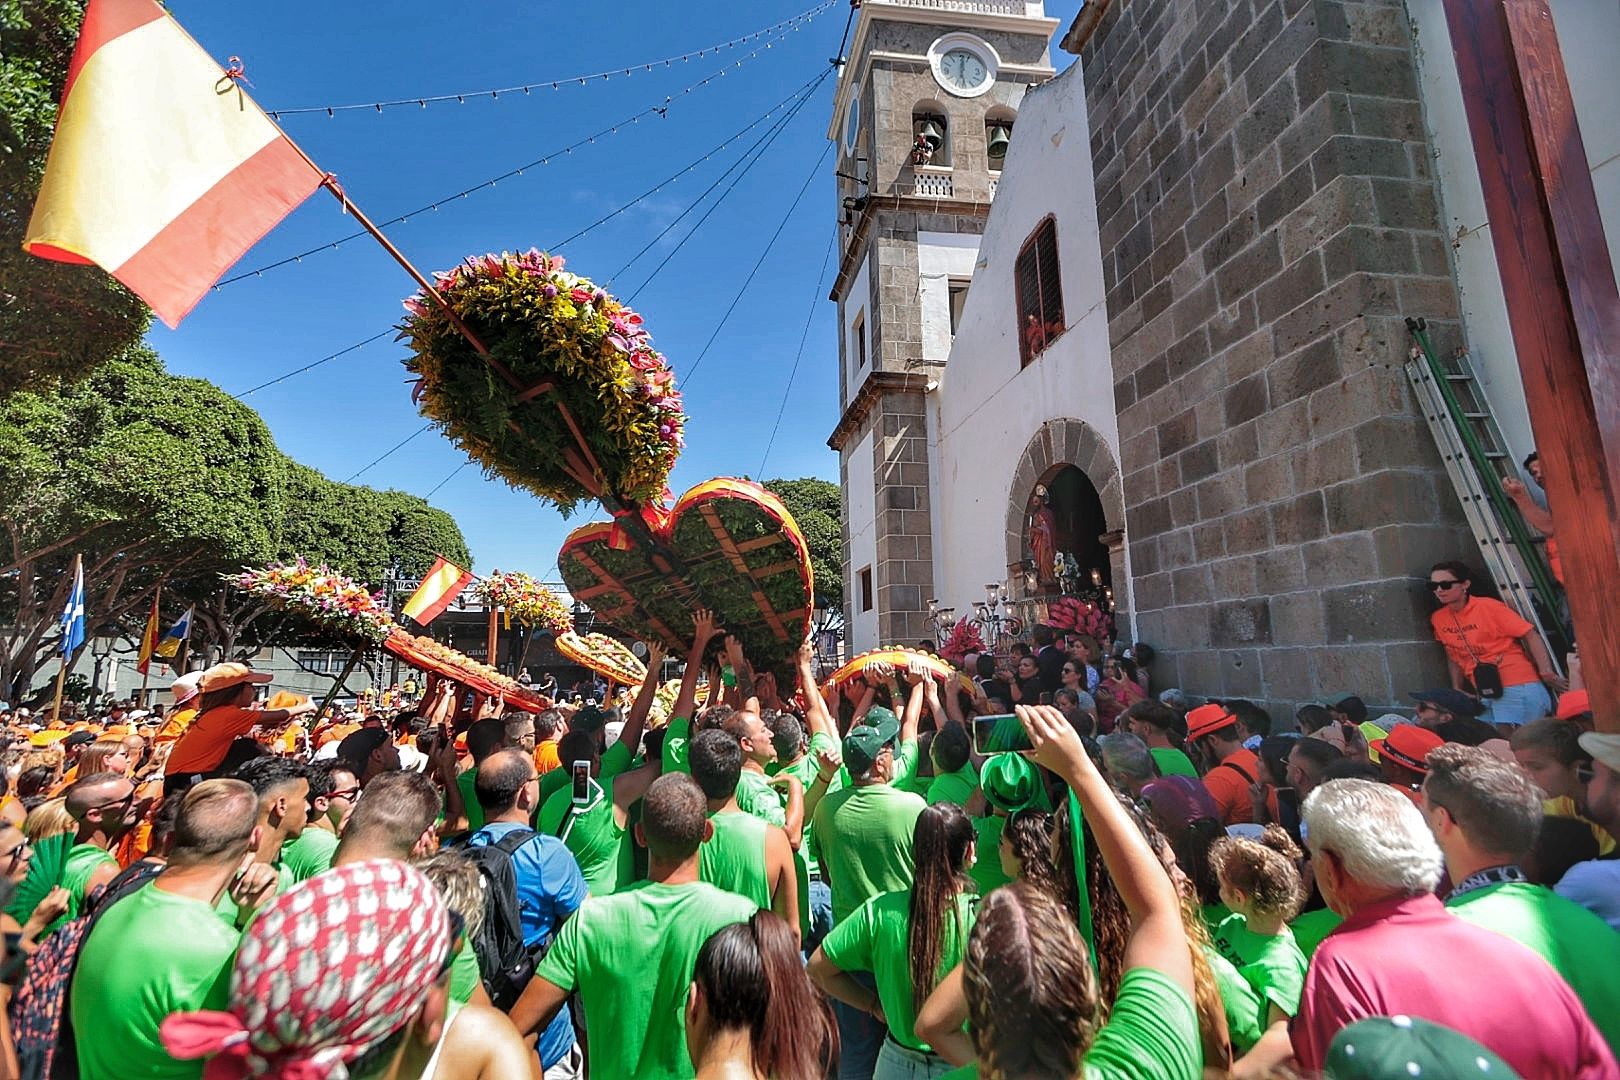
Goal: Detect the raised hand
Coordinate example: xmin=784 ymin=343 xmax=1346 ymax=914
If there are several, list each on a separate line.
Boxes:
xmin=692 ymin=608 xmax=721 ymax=648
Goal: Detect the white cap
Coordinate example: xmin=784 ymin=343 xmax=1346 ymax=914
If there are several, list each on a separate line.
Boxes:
xmin=171 ymin=671 xmax=203 ymax=705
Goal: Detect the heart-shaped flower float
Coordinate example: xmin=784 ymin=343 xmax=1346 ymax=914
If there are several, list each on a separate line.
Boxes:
xmin=400 ymin=250 xmax=684 ymax=515
xmin=558 ymin=479 xmax=813 ymax=680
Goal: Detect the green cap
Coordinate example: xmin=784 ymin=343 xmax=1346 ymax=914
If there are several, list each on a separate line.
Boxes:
xmin=980 ymin=753 xmax=1041 ymax=812
xmin=1326 ymin=1016 xmax=1518 ymax=1080
xmin=842 ymin=706 xmax=900 ymax=775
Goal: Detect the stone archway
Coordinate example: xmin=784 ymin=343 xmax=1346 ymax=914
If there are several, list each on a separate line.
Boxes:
xmin=1004 ymin=419 xmax=1127 ymax=619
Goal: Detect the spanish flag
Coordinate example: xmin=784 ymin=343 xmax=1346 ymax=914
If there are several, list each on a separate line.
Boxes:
xmin=134 ymin=593 xmax=161 ymax=677
xmin=401 ymin=557 xmax=474 ymax=627
xmin=22 ymin=0 xmax=325 ymax=327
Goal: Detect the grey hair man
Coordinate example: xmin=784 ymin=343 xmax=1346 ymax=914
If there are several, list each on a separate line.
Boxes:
xmin=1099 ymin=731 xmax=1156 ymax=798
xmin=1289 ymin=779 xmax=1613 ymax=1078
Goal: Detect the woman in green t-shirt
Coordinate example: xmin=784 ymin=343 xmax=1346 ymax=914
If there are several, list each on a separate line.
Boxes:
xmin=810 ymin=803 xmax=979 ymax=1079
xmin=914 ymin=705 xmax=1203 ymax=1080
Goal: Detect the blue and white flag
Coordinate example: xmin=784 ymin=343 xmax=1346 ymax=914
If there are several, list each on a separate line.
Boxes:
xmin=154 ymin=605 xmax=193 ymax=659
xmin=60 ymin=559 xmax=85 ymax=658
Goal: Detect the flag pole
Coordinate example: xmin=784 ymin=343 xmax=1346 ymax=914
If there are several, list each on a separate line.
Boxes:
xmin=139 ymin=585 xmax=159 ymax=707
xmin=50 ymin=553 xmax=82 ymax=721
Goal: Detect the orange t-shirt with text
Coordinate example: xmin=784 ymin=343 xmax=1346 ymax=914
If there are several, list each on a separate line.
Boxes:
xmin=1429 ymin=596 xmax=1538 ymax=688
xmin=166 ymin=705 xmax=264 ymax=775
xmin=1201 ymin=747 xmax=1260 ymax=826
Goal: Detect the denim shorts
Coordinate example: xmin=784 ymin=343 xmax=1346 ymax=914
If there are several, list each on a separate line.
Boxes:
xmin=1480 ymin=680 xmax=1553 ymax=727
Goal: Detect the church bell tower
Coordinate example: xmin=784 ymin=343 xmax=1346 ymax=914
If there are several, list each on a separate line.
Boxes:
xmin=827 ymin=0 xmax=1057 ymax=652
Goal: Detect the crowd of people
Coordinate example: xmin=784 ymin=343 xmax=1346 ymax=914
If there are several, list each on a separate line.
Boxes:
xmin=0 ymin=559 xmax=1613 ymax=1079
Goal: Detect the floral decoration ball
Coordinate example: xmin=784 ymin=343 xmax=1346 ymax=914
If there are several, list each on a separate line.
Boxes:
xmin=400 ymin=250 xmax=684 ymax=513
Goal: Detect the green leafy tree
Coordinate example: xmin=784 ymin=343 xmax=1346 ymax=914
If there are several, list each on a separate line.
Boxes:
xmin=0 ymin=0 xmax=149 ymax=396
xmin=179 ymin=469 xmax=473 ymax=663
xmin=382 ymin=490 xmax=473 ymax=577
xmin=764 ymin=477 xmax=842 ymax=607
xmin=0 ymin=347 xmax=285 ymax=700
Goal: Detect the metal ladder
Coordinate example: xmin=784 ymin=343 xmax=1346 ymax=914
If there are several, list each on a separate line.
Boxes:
xmin=1404 ymin=318 xmax=1569 ymax=662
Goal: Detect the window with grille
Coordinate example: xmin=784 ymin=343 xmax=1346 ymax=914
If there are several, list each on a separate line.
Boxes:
xmin=1015 ymin=216 xmax=1064 ymax=366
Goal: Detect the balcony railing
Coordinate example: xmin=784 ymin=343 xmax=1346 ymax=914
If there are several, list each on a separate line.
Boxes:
xmin=910 ymin=170 xmax=955 ymax=197
xmin=882 ymin=0 xmax=1033 ymax=14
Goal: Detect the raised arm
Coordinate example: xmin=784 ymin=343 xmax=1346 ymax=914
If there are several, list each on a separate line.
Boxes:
xmin=724 ymin=634 xmax=756 ymax=711
xmin=900 ymin=661 xmax=927 ymax=744
xmin=1502 ymin=476 xmax=1556 ymax=534
xmin=797 ymin=639 xmax=837 ymax=744
xmin=673 ymin=609 xmax=721 ymax=723
xmin=618 ymin=640 xmax=666 ymax=756
xmin=1020 ymin=704 xmax=1192 ymax=994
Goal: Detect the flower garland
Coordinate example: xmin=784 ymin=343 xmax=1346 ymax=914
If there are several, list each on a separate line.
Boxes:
xmin=388 ymin=630 xmax=533 ymax=699
xmin=939 ymin=619 xmax=985 ymax=666
xmin=1046 ymin=596 xmax=1113 ymax=641
xmin=400 ymin=250 xmax=684 ymax=513
xmin=234 ymin=561 xmax=393 ymax=644
xmin=472 ymin=570 xmax=573 ymax=633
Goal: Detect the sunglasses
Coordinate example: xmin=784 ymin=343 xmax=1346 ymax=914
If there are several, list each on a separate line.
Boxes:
xmin=325 ymin=787 xmax=361 ymax=803
xmin=1428 ymin=580 xmax=1463 ymax=591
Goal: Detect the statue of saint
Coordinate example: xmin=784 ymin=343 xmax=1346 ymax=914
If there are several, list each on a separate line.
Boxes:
xmin=1028 ymin=489 xmax=1057 ymax=587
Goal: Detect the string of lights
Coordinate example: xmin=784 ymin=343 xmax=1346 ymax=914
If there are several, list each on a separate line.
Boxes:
xmin=343 ymin=423 xmax=433 ymax=483
xmin=214 ymin=25 xmax=811 ymax=290
xmin=617 ymin=68 xmax=832 ymax=292
xmin=424 ymin=460 xmax=472 ymax=498
xmin=266 ymin=1 xmax=834 ymax=119
xmin=682 ymin=140 xmax=833 ymax=386
xmin=230 ymin=330 xmax=394 ymax=399
xmin=218 ymin=69 xmax=831 ymax=399
xmin=757 ymin=232 xmax=836 ymax=478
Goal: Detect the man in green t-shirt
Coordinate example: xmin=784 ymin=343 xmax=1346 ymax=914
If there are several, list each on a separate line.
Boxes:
xmin=537 ymin=725 xmax=659 ymax=895
xmin=512 ymin=773 xmax=755 ymax=1079
xmin=454 ymin=717 xmax=509 ymax=832
xmin=926 ymin=720 xmax=979 ymax=807
xmin=1425 ymin=743 xmax=1620 ymax=1056
xmin=72 ymin=779 xmax=279 ymax=1080
xmin=280 ymin=762 xmax=358 ymax=884
xmin=690 ymin=729 xmax=797 ymax=930
xmin=57 ymin=772 xmax=141 ymax=925
xmin=230 ymin=757 xmax=310 ymax=894
xmin=1123 ymin=700 xmax=1199 ymax=778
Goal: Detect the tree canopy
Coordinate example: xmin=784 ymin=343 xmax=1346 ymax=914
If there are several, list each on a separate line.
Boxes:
xmin=0 ymin=347 xmax=286 ymax=697
xmin=764 ymin=477 xmax=842 ymax=608
xmin=0 ymin=0 xmax=149 ymax=396
xmin=0 ymin=349 xmax=474 ymax=697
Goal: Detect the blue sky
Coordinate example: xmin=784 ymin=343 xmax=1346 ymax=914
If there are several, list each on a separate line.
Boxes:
xmin=156 ymin=0 xmax=1081 ymax=579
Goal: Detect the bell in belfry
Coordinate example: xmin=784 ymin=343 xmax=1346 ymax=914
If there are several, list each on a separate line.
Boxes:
xmin=916 ymin=118 xmax=944 ymax=153
xmin=987 ymin=124 xmax=1012 ymax=162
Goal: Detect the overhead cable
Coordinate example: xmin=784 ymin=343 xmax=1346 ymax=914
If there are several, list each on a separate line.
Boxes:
xmin=758 ymin=232 xmax=836 ymax=478
xmin=266 ymin=1 xmax=834 ymax=119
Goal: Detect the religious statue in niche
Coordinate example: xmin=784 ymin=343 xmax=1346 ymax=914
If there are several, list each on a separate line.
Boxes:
xmin=1027 ymin=485 xmax=1058 ymax=587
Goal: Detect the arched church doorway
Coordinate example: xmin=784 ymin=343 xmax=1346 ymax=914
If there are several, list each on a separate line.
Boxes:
xmin=1026 ymin=464 xmax=1111 ymax=596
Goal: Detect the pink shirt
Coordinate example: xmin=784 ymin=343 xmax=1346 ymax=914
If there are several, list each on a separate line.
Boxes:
xmin=1292 ymin=893 xmax=1615 ymax=1078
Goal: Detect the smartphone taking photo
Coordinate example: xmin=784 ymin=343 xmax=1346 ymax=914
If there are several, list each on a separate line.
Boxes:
xmin=972 ymin=713 xmax=1032 ymax=755
xmin=571 ymin=760 xmax=592 ymax=807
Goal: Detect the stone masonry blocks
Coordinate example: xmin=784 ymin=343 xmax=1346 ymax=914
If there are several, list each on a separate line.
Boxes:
xmin=1081 ymin=0 xmax=1469 ymax=720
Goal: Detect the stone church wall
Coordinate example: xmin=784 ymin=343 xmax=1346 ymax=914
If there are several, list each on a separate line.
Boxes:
xmin=1077 ymin=0 xmax=1472 ymax=715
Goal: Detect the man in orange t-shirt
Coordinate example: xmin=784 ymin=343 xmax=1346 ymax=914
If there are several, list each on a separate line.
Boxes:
xmin=164 ymin=663 xmax=316 ymax=794
xmin=1185 ymin=702 xmax=1262 ymax=825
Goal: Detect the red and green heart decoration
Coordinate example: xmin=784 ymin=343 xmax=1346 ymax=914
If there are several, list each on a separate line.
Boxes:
xmin=558 ymin=479 xmax=813 ymax=678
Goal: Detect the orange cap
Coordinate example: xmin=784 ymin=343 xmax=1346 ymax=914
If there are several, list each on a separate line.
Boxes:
xmin=1556 ymin=690 xmax=1591 ymax=721
xmin=198 ymin=662 xmax=273 ymax=693
xmin=1185 ymin=703 xmax=1238 ymax=740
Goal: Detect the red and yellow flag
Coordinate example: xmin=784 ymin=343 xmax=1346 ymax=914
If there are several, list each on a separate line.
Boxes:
xmin=134 ymin=593 xmax=161 ymax=676
xmin=401 ymin=557 xmax=474 ymax=626
xmin=23 ymin=0 xmax=325 ymax=327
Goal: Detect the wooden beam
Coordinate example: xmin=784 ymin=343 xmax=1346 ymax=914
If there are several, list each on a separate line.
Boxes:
xmin=1441 ymin=0 xmax=1620 ymax=731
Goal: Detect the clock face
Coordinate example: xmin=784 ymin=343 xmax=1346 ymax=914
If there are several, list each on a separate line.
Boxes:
xmin=940 ymin=48 xmax=988 ymax=92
